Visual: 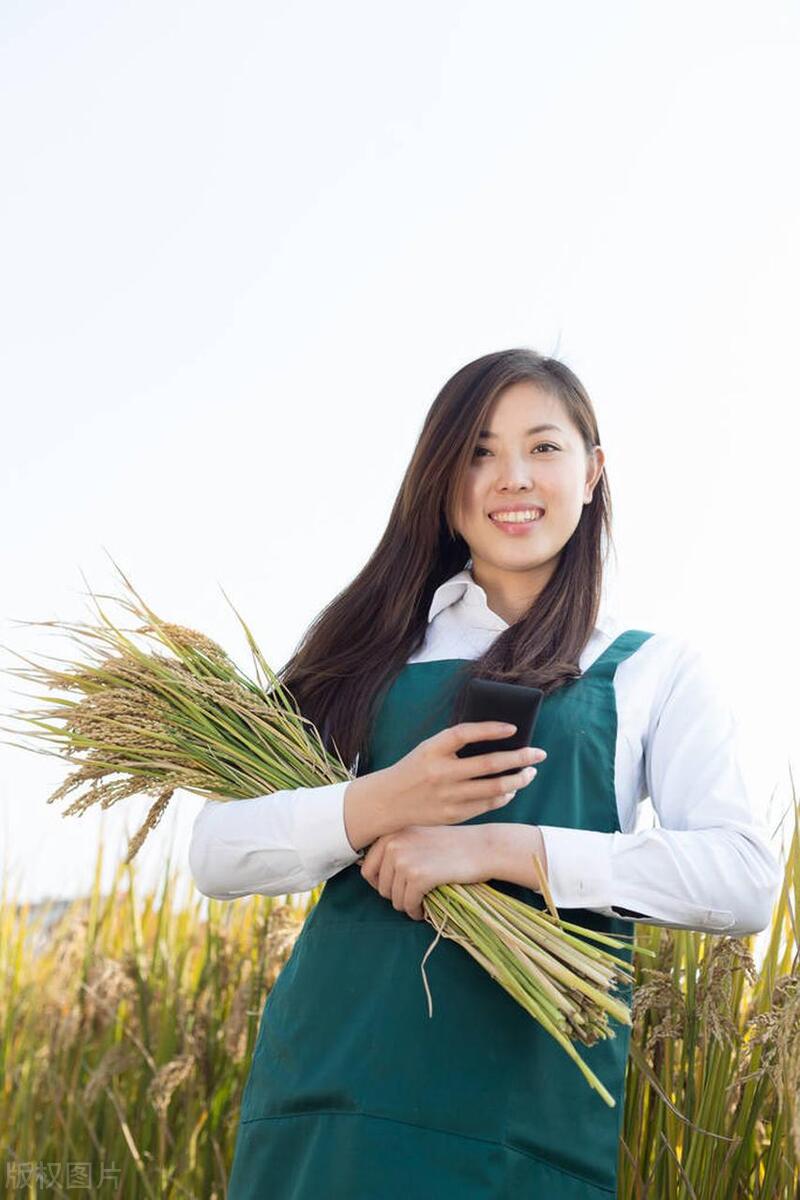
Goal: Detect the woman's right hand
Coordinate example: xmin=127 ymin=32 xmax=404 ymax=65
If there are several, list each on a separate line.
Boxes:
xmin=384 ymin=722 xmax=547 ymax=829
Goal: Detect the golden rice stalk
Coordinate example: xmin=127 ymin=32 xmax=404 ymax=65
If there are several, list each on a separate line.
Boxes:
xmin=0 ymin=554 xmax=654 ymax=1104
xmin=0 ymin=556 xmax=353 ymax=863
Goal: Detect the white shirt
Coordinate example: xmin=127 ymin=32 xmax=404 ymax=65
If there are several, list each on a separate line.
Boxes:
xmin=188 ymin=568 xmax=782 ymax=935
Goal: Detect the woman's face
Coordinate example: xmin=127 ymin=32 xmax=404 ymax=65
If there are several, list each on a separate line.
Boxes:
xmin=453 ymin=381 xmax=605 ymax=593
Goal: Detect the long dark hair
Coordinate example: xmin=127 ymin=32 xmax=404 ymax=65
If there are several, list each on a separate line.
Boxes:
xmin=279 ymin=347 xmax=615 ymax=772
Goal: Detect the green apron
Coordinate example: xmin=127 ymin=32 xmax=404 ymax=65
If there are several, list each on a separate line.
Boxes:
xmin=228 ymin=630 xmax=653 ymax=1198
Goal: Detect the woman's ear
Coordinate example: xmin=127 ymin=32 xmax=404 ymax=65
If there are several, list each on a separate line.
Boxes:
xmin=584 ymin=445 xmax=605 ymax=501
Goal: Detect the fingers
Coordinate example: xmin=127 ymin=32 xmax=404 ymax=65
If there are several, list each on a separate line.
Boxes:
xmin=451 ymin=744 xmax=545 ymax=784
xmin=360 ymin=841 xmax=425 ymax=921
xmin=391 ymin=868 xmax=406 ymax=915
xmin=461 ymin=788 xmax=515 ymax=822
xmin=403 ymin=879 xmax=425 ymax=921
xmin=377 ymin=849 xmax=395 ymax=902
xmin=443 ymin=721 xmax=516 ymax=751
xmin=359 ymin=837 xmax=386 ymax=884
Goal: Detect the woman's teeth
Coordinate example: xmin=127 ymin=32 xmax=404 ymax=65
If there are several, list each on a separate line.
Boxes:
xmin=490 ymin=510 xmax=543 ymax=523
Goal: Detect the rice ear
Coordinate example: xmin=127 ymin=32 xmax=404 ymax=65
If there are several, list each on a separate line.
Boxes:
xmin=124 ymin=790 xmax=174 ymax=863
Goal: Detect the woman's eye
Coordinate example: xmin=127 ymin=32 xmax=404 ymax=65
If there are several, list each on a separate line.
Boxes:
xmin=473 ymin=443 xmax=558 ymax=458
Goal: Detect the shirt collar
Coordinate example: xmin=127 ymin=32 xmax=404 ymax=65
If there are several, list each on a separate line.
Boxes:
xmin=427 ymin=562 xmax=616 ymax=635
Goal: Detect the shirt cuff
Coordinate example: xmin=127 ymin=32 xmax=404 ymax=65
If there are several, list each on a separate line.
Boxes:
xmin=290 ymin=780 xmax=362 ymax=884
xmin=537 ymin=826 xmax=615 ymax=908
xmin=536 ymin=825 xmax=739 ymax=930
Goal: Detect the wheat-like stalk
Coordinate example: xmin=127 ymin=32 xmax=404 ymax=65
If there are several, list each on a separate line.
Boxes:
xmin=0 ymin=554 xmax=655 ymax=1105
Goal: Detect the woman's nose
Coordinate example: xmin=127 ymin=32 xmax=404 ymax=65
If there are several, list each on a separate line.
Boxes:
xmin=493 ymin=458 xmax=537 ymax=489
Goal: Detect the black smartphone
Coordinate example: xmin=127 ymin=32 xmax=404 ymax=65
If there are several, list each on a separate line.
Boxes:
xmin=454 ymin=678 xmax=544 ymax=780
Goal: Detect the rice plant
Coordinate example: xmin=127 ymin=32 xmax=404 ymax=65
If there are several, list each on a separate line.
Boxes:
xmin=0 ymin=559 xmax=652 ymax=1105
xmin=0 ymin=780 xmax=795 ymax=1198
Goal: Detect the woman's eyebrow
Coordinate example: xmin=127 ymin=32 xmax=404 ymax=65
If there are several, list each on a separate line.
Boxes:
xmin=477 ymin=423 xmax=563 ymax=439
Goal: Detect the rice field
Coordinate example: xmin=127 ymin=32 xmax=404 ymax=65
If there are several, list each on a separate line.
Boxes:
xmin=1 ymin=790 xmax=797 ymax=1199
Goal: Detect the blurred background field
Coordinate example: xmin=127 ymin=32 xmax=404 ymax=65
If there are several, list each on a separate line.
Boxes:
xmin=1 ymin=781 xmax=797 ymax=1198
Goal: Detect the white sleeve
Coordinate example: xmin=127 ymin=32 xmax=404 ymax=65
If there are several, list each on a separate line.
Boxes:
xmin=188 ymin=781 xmax=361 ymax=900
xmin=538 ymin=638 xmax=783 ymax=935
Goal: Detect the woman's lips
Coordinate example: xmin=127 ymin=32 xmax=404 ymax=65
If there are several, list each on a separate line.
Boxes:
xmin=488 ymin=512 xmax=544 ymax=536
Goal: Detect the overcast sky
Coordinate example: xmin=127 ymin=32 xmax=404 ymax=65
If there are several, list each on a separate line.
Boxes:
xmin=1 ymin=1 xmax=797 ymax=956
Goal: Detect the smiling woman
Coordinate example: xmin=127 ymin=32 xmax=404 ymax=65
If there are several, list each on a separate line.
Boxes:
xmin=454 ymin=380 xmax=605 ymax=624
xmin=189 ymin=346 xmax=781 ymax=1200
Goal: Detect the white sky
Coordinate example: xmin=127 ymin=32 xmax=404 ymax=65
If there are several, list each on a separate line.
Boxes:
xmin=1 ymin=1 xmax=797 ymax=958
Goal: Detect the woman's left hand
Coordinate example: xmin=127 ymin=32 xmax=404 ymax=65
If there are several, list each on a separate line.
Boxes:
xmin=358 ymin=824 xmax=496 ymax=921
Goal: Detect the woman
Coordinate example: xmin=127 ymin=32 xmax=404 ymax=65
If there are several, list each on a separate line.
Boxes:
xmin=189 ymin=348 xmax=781 ymax=1199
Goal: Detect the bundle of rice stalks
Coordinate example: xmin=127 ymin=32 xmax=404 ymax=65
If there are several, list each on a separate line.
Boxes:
xmin=0 ymin=557 xmax=653 ymax=1106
